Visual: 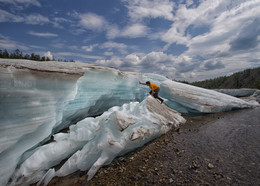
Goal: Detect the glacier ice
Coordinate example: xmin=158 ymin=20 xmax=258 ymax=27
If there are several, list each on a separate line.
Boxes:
xmin=11 ymin=96 xmax=186 ymax=185
xmin=215 ymin=89 xmax=260 ymax=103
xmin=160 ymin=80 xmax=259 ymax=113
xmin=0 ymin=59 xmax=259 ymax=185
xmin=0 ymin=59 xmax=166 ymax=185
xmin=215 ymin=88 xmax=259 ymax=97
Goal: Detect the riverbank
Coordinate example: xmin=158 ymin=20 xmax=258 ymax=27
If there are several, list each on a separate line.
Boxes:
xmin=49 ymin=107 xmax=260 ymax=185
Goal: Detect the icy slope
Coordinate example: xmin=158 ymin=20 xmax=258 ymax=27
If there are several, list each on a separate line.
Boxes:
xmin=10 ymin=96 xmax=186 ymax=185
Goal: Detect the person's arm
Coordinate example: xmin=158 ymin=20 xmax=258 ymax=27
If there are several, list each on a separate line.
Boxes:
xmin=151 ymin=90 xmax=154 ymax=96
xmin=139 ymin=81 xmax=146 ymax=85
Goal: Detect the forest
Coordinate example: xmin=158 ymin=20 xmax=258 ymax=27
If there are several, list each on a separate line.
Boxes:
xmin=187 ymin=67 xmax=260 ymax=89
xmin=0 ymin=49 xmax=74 ymax=62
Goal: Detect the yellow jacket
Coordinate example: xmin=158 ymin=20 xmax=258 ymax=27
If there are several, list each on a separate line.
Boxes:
xmin=149 ymin=83 xmax=159 ymax=91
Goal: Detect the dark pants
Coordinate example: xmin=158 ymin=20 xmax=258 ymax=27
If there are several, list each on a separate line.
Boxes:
xmin=150 ymin=88 xmax=164 ymax=103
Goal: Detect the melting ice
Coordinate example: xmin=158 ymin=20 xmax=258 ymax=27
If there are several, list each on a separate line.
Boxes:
xmin=0 ymin=59 xmax=258 ymax=185
xmin=12 ymin=96 xmax=186 ymax=185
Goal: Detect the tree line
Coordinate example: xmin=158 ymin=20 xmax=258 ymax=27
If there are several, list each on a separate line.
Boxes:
xmin=185 ymin=67 xmax=260 ymax=89
xmin=0 ymin=49 xmax=75 ymax=62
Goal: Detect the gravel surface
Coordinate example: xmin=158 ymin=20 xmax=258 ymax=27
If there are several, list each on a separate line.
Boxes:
xmin=48 ymin=107 xmax=260 ymax=186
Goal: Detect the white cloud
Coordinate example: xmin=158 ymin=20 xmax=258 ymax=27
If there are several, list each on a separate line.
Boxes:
xmin=104 ymin=52 xmax=113 ymax=56
xmin=76 ymin=12 xmax=150 ymax=39
xmin=28 ymin=31 xmax=58 ymax=37
xmin=96 ymin=56 xmax=123 ymax=67
xmin=55 ymin=52 xmax=103 ymax=60
xmin=162 ymin=0 xmax=260 ymax=49
xmin=29 ymin=45 xmax=44 ymax=49
xmin=121 ymin=23 xmax=148 ymax=38
xmin=0 ymin=0 xmax=41 ymax=7
xmin=43 ymin=51 xmax=53 ymax=60
xmin=25 ymin=14 xmax=49 ymax=25
xmin=52 ymin=17 xmax=72 ymax=29
xmin=124 ymin=0 xmax=174 ymax=21
xmin=141 ymin=52 xmax=173 ymax=65
xmin=82 ymin=44 xmax=98 ymax=52
xmin=185 ymin=0 xmax=194 ymax=7
xmin=79 ymin=13 xmax=107 ymax=32
xmin=0 ymin=9 xmax=23 ymax=22
xmin=125 ymin=54 xmax=141 ymax=65
xmin=16 ymin=0 xmax=41 ymax=6
xmin=77 ymin=13 xmax=122 ymax=39
xmin=106 ymin=25 xmax=120 ymax=39
xmin=95 ymin=51 xmax=178 ymax=77
xmin=185 ymin=0 xmax=260 ymax=56
xmin=0 ymin=9 xmax=49 ymax=25
xmin=100 ymin=41 xmax=128 ymax=54
xmin=161 ymin=0 xmax=225 ymax=46
xmin=156 ymin=0 xmax=260 ymax=81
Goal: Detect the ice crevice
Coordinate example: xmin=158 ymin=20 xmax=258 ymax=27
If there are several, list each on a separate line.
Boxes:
xmin=0 ymin=59 xmax=259 ymax=185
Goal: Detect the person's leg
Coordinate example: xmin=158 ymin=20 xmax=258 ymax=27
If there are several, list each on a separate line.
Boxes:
xmin=155 ymin=94 xmax=164 ymax=103
xmin=153 ymin=90 xmax=164 ymax=104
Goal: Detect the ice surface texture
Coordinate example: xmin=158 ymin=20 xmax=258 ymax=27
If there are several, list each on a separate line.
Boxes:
xmin=160 ymin=80 xmax=259 ymax=113
xmin=215 ymin=89 xmax=260 ymax=103
xmin=11 ymin=96 xmax=185 ymax=185
xmin=0 ymin=59 xmax=258 ymax=185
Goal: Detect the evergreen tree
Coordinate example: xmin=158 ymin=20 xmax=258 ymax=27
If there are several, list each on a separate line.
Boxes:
xmin=34 ymin=54 xmax=41 ymax=61
xmin=3 ymin=49 xmax=9 ymax=58
xmin=0 ymin=48 xmax=73 ymax=62
xmin=41 ymin=56 xmax=46 ymax=61
xmin=30 ymin=53 xmax=36 ymax=60
xmin=24 ymin=54 xmax=30 ymax=60
xmin=10 ymin=53 xmax=15 ymax=59
xmin=14 ymin=49 xmax=21 ymax=59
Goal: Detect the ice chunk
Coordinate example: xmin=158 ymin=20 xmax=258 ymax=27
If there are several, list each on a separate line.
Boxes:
xmin=160 ymin=80 xmax=259 ymax=113
xmin=10 ymin=96 xmax=185 ymax=185
xmin=0 ymin=63 xmax=81 ymax=186
xmin=0 ymin=59 xmax=167 ymax=186
xmin=37 ymin=169 xmax=55 ymax=186
xmin=215 ymin=88 xmax=259 ymax=97
xmin=215 ymin=89 xmax=260 ymax=103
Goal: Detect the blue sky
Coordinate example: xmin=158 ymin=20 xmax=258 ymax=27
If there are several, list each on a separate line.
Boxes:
xmin=1 ymin=0 xmax=260 ymax=81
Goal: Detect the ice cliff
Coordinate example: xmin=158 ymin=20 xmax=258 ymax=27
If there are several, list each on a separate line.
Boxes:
xmin=0 ymin=59 xmax=258 ymax=185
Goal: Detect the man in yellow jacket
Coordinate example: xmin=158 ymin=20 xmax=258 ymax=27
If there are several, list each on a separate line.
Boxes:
xmin=139 ymin=81 xmax=164 ymax=104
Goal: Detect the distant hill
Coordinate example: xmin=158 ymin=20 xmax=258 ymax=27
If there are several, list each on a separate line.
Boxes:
xmin=187 ymin=67 xmax=260 ymax=89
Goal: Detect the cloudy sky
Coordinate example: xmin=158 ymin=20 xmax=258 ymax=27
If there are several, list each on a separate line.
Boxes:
xmin=1 ymin=0 xmax=260 ymax=81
